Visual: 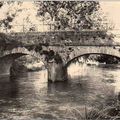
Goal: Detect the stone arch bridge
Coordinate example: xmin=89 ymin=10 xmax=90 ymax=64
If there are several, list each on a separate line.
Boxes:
xmin=0 ymin=45 xmax=120 ymax=82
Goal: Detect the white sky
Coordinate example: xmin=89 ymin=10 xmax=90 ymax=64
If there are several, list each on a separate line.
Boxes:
xmin=100 ymin=1 xmax=120 ymax=30
xmin=100 ymin=1 xmax=120 ymax=42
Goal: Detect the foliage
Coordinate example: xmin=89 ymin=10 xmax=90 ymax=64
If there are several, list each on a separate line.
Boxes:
xmin=35 ymin=1 xmax=112 ymax=31
xmin=0 ymin=1 xmax=114 ymax=32
xmin=0 ymin=1 xmax=23 ymax=32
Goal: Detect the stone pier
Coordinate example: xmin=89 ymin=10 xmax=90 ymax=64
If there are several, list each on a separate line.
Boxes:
xmin=0 ymin=60 xmax=12 ymax=75
xmin=47 ymin=61 xmax=67 ymax=82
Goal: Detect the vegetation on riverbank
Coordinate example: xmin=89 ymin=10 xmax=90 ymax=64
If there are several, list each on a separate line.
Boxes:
xmin=66 ymin=94 xmax=120 ymax=120
xmin=76 ymin=54 xmax=120 ymax=65
xmin=10 ymin=55 xmax=45 ymax=77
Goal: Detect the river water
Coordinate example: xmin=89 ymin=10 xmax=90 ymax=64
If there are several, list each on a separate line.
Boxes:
xmin=0 ymin=63 xmax=120 ymax=120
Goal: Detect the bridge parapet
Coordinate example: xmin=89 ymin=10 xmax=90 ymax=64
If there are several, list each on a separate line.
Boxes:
xmin=8 ymin=30 xmax=116 ymax=46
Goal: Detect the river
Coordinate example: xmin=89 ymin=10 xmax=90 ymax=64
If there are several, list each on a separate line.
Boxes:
xmin=0 ymin=63 xmax=120 ymax=120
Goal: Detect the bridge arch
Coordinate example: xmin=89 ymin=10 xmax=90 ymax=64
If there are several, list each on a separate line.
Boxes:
xmin=0 ymin=47 xmax=47 ymax=64
xmin=65 ymin=53 xmax=120 ymax=67
xmin=65 ymin=46 xmax=120 ymax=67
xmin=0 ymin=47 xmax=47 ymax=76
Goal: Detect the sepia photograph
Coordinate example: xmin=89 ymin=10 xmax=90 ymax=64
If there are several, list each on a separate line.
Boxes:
xmin=0 ymin=0 xmax=120 ymax=120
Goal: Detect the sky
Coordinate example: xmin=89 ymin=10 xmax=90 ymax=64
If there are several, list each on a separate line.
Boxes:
xmin=100 ymin=1 xmax=120 ymax=42
xmin=0 ymin=1 xmax=120 ymax=41
xmin=100 ymin=1 xmax=120 ymax=30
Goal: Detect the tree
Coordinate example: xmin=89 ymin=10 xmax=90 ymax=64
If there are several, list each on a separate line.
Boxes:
xmin=0 ymin=1 xmax=23 ymax=32
xmin=35 ymin=1 xmax=111 ymax=31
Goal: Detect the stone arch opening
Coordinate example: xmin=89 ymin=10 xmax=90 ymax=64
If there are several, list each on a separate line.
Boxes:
xmin=0 ymin=53 xmax=48 ymax=78
xmin=65 ymin=53 xmax=120 ymax=80
xmin=65 ymin=53 xmax=120 ymax=68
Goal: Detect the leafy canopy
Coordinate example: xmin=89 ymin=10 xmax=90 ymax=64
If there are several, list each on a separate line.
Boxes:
xmin=36 ymin=1 xmax=111 ymax=30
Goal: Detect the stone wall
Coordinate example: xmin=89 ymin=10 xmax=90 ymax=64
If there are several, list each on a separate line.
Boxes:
xmin=8 ymin=31 xmax=114 ymax=46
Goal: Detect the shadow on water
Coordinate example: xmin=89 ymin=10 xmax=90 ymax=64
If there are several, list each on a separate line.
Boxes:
xmin=0 ymin=75 xmax=19 ymax=99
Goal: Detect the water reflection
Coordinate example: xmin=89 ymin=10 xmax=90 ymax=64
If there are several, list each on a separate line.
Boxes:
xmin=0 ymin=75 xmax=18 ymax=99
xmin=0 ymin=63 xmax=120 ymax=119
